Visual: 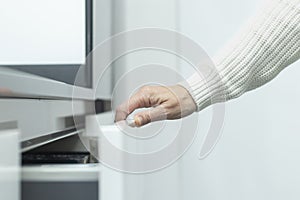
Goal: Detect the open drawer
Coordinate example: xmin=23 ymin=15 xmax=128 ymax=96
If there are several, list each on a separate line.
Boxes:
xmin=22 ymin=163 xmax=100 ymax=200
xmin=21 ymin=134 xmax=100 ymax=200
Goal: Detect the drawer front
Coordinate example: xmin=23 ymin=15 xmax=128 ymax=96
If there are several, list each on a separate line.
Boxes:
xmin=22 ymin=164 xmax=100 ymax=200
xmin=0 ymin=128 xmax=20 ymax=200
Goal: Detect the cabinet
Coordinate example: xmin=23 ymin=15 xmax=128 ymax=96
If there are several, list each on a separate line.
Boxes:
xmin=22 ymin=164 xmax=99 ymax=200
xmin=0 ymin=127 xmax=20 ymax=200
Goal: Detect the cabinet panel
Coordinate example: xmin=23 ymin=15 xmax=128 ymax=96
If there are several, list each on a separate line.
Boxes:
xmin=0 ymin=128 xmax=20 ymax=200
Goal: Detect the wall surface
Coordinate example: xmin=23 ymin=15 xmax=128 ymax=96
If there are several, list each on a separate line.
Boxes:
xmin=178 ymin=0 xmax=300 ymax=199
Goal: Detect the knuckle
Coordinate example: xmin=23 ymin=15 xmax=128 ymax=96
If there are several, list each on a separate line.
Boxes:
xmin=139 ymin=85 xmax=152 ymax=95
xmin=145 ymin=113 xmax=151 ymax=122
xmin=141 ymin=115 xmax=151 ymax=125
xmin=116 ymin=104 xmax=127 ymax=114
xmin=115 ymin=105 xmax=123 ymax=112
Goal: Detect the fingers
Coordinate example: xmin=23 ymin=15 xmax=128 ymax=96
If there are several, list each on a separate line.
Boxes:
xmin=114 ymin=85 xmax=197 ymax=127
xmin=114 ymin=87 xmax=153 ymax=122
xmin=134 ymin=105 xmax=167 ymax=127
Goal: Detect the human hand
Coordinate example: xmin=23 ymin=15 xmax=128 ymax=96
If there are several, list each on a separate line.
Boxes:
xmin=114 ymin=85 xmax=197 ymax=127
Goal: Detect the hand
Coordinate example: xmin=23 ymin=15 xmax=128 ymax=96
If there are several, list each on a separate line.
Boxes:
xmin=114 ymin=85 xmax=197 ymax=127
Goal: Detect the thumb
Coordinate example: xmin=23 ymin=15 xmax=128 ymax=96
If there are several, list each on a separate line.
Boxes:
xmin=134 ymin=106 xmax=167 ymax=127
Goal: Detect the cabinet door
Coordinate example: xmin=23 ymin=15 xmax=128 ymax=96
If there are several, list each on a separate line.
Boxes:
xmin=0 ymin=128 xmax=20 ymax=200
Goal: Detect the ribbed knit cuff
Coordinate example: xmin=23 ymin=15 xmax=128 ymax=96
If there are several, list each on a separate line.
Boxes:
xmin=178 ymin=72 xmax=227 ymax=112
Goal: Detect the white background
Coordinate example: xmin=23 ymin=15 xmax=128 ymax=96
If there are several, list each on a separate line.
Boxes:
xmin=179 ymin=0 xmax=300 ymax=199
xmin=0 ymin=0 xmax=85 ymax=65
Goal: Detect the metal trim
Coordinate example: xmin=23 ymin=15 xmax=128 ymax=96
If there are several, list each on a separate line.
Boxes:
xmin=21 ymin=127 xmax=84 ymax=152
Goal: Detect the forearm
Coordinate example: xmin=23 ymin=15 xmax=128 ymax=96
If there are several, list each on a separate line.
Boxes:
xmin=183 ymin=0 xmax=300 ymax=111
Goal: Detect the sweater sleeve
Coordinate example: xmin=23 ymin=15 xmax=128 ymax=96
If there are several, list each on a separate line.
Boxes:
xmin=182 ymin=0 xmax=300 ymax=111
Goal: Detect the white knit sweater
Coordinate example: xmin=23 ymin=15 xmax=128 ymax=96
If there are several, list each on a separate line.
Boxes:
xmin=184 ymin=0 xmax=300 ymax=111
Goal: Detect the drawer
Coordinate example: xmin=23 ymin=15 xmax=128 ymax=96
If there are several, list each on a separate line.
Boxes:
xmin=22 ymin=164 xmax=100 ymax=200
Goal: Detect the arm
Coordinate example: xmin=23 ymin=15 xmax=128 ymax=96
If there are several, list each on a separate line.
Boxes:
xmin=115 ymin=0 xmax=300 ymax=126
xmin=184 ymin=0 xmax=300 ymax=111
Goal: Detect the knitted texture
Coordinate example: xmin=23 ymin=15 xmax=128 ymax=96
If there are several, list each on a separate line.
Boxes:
xmin=183 ymin=0 xmax=300 ymax=111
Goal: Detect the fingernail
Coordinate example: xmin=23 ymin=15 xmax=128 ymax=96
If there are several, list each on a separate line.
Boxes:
xmin=135 ymin=116 xmax=143 ymax=127
xmin=126 ymin=118 xmax=136 ymax=127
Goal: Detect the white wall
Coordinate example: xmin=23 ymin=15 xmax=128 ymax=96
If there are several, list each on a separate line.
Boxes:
xmin=179 ymin=0 xmax=300 ymax=199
